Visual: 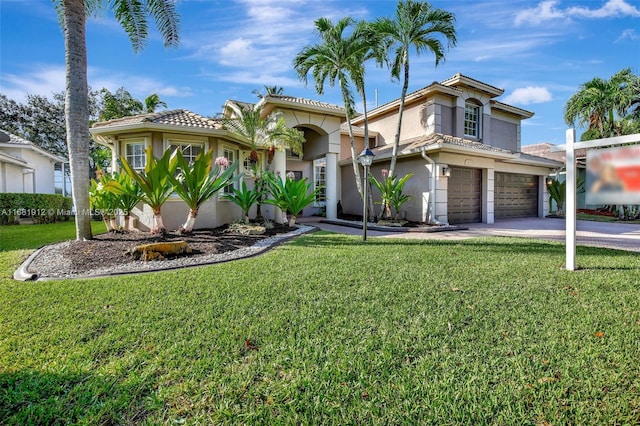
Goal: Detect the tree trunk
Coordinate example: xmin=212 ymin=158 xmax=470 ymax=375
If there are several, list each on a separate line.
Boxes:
xmin=182 ymin=209 xmax=198 ymax=233
xmin=153 ymin=209 xmax=166 ymax=234
xmin=340 ymin=81 xmax=363 ymax=199
xmin=388 ymin=56 xmax=410 ymax=179
xmin=63 ymin=0 xmax=92 ymax=240
xmin=360 ymin=86 xmax=376 ymax=221
xmin=124 ymin=214 xmax=131 ymax=231
xmin=289 ymin=215 xmax=296 ymax=227
xmin=383 ymin=55 xmax=409 ymax=218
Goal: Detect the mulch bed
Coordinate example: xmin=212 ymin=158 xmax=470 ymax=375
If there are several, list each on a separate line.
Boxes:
xmin=52 ymin=225 xmax=292 ymax=275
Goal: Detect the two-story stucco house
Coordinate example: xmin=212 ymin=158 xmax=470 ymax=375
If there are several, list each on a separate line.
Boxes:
xmin=0 ymin=129 xmax=66 ymax=194
xmin=90 ymin=73 xmax=562 ymax=231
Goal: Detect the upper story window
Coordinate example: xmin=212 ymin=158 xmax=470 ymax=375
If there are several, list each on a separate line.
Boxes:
xmin=464 ymin=102 xmax=481 ymax=139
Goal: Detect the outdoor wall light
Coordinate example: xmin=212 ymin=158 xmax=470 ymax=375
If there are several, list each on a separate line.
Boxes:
xmin=442 ymin=166 xmax=451 ymax=177
xmin=358 ymin=147 xmax=375 ymax=241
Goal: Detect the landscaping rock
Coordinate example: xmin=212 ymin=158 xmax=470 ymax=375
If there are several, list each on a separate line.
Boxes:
xmin=224 ymin=223 xmax=267 ymax=235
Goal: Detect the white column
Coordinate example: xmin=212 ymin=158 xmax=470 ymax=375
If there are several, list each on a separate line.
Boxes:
xmin=566 ymin=129 xmax=577 ymax=271
xmin=272 ymin=149 xmax=287 ymax=224
xmin=483 ymin=168 xmax=495 ymax=224
xmin=325 ymin=152 xmax=338 ymax=219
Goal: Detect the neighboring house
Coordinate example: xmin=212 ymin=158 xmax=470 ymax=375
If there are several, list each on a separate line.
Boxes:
xmin=90 ymin=73 xmax=563 ymax=231
xmin=0 ymin=129 xmax=67 ymax=194
xmin=521 ymin=143 xmax=588 ymax=209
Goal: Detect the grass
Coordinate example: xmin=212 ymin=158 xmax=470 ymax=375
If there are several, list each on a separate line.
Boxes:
xmin=1 ymin=223 xmax=639 ymax=424
xmin=0 ymin=220 xmax=107 ymax=251
xmin=577 ymin=212 xmax=640 ymax=224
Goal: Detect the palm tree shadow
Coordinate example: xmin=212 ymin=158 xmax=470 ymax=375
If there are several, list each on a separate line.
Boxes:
xmin=0 ymin=370 xmax=155 ymax=424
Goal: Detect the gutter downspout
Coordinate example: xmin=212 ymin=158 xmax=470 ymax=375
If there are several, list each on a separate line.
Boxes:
xmin=421 ymin=148 xmax=446 ymax=225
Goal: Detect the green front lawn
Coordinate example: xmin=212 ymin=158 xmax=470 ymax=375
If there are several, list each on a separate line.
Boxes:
xmin=1 ymin=223 xmax=639 ymax=424
xmin=0 ymin=220 xmax=106 ymax=251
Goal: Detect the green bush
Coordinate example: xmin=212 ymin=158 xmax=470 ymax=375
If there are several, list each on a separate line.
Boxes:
xmin=0 ymin=193 xmax=72 ymax=225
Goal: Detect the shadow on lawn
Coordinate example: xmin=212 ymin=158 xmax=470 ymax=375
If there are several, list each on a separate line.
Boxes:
xmin=0 ymin=370 xmax=157 ymax=424
xmin=290 ymin=233 xmax=637 ymax=259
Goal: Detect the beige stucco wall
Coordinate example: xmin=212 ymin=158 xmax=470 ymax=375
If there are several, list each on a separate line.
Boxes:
xmin=0 ymin=162 xmax=27 ymax=192
xmin=340 ymin=156 xmax=431 ymax=223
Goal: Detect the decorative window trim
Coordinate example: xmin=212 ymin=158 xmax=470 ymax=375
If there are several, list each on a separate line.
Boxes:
xmin=163 ymin=134 xmax=208 ymax=162
xmin=240 ymin=150 xmax=264 ymax=177
xmin=120 ymin=135 xmax=150 ymax=172
xmin=464 ymin=102 xmax=482 ymax=139
xmin=313 ymin=157 xmax=326 ymax=207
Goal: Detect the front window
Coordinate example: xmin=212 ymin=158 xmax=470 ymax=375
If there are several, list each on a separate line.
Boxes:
xmin=313 ymin=157 xmax=326 ymax=207
xmin=464 ymin=102 xmax=481 ymax=138
xmin=170 ymin=142 xmax=203 ymax=164
xmin=125 ymin=142 xmax=147 ymax=171
xmin=221 ymin=146 xmax=238 ymax=195
xmin=241 ymin=151 xmax=262 ymax=176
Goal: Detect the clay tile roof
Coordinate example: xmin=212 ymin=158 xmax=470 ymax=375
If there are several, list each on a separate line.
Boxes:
xmin=269 ymin=95 xmax=345 ymax=112
xmin=370 ymin=133 xmax=513 ymax=159
xmin=92 ymin=109 xmax=224 ymax=130
xmin=340 ymin=123 xmax=365 ymax=136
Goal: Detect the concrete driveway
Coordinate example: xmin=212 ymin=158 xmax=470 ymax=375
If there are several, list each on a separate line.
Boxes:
xmin=298 ymin=217 xmax=640 ymax=253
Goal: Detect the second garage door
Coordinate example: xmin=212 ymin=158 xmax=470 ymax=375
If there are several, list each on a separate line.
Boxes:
xmin=495 ymin=172 xmax=538 ymax=219
xmin=448 ymin=167 xmax=482 ymax=224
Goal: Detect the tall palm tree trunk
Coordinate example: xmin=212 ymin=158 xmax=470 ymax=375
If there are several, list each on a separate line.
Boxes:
xmin=360 ymin=86 xmax=375 ymax=220
xmin=63 ymin=0 xmax=92 ymax=240
xmin=388 ymin=56 xmax=410 ymax=179
xmin=341 ymin=83 xmax=364 ymax=199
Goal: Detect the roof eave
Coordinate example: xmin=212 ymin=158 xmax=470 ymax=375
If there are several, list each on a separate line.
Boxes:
xmin=0 ymin=142 xmax=65 ymax=162
xmin=263 ymin=97 xmax=346 ymax=117
xmin=491 ymin=101 xmax=535 ymax=119
xmin=351 ymin=84 xmax=460 ymax=124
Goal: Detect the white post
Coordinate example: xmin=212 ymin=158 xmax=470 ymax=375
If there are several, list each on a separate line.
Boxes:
xmin=565 ymin=129 xmax=576 ymax=271
xmin=325 ymin=153 xmax=338 ymax=219
xmin=272 ymin=149 xmax=287 ymax=224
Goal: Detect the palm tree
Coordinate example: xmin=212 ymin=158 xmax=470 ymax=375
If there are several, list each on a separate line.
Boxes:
xmin=372 ymin=0 xmax=457 ymax=179
xmin=57 ymin=0 xmax=179 ymax=240
xmin=294 ymin=17 xmax=370 ymax=199
xmin=221 ymin=101 xmax=305 ymax=219
xmin=252 ymin=85 xmax=284 ymax=99
xmin=564 ymin=68 xmax=640 ymax=140
xmin=145 ymin=93 xmax=168 ymax=113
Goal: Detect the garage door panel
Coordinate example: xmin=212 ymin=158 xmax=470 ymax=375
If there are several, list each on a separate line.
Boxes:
xmin=495 ymin=173 xmax=538 ymax=219
xmin=448 ymin=167 xmax=482 ymax=224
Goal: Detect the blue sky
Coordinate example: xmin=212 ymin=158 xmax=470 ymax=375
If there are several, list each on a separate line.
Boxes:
xmin=1 ymin=0 xmax=639 ymax=145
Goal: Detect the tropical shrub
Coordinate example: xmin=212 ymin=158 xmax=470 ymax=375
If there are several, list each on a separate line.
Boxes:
xmin=0 ymin=193 xmax=72 ymax=225
xmin=119 ymin=146 xmax=178 ymax=234
xmin=223 ymin=181 xmax=261 ymax=224
xmin=89 ymin=171 xmax=119 ymax=231
xmin=168 ymin=150 xmax=240 ymax=233
xmin=101 ymin=170 xmax=144 ymax=231
xmin=264 ymin=173 xmax=322 ymax=227
xmin=547 ymin=177 xmax=585 ymax=216
xmin=370 ymin=171 xmax=413 ymax=220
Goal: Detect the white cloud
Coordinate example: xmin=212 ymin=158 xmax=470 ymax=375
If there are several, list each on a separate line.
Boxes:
xmin=0 ymin=65 xmax=66 ymax=102
xmin=616 ymin=28 xmax=640 ymax=42
xmin=515 ymin=1 xmax=565 ymax=26
xmin=515 ymin=0 xmax=640 ymax=26
xmin=503 ymin=86 xmax=552 ymax=105
xmin=567 ymin=0 xmax=640 ymax=18
xmin=184 ymin=1 xmax=370 ymax=87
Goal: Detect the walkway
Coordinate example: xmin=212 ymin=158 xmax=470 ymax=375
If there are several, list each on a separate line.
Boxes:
xmin=298 ymin=217 xmax=640 ymax=253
